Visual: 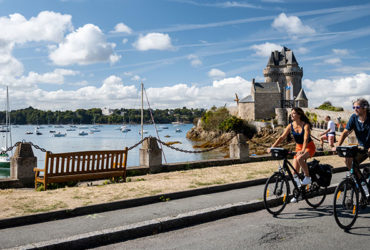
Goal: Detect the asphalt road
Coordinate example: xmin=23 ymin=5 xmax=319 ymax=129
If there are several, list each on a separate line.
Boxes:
xmin=93 ymin=193 xmax=370 ymax=250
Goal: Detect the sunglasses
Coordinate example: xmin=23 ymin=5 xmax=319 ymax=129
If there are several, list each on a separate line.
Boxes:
xmin=353 ymin=106 xmax=362 ymax=110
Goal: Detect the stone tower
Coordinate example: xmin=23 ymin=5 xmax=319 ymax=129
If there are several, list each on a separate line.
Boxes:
xmin=263 ymin=47 xmax=303 ymax=101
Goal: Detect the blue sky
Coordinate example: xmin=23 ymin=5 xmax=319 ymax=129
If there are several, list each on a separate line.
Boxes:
xmin=0 ymin=0 xmax=370 ymax=111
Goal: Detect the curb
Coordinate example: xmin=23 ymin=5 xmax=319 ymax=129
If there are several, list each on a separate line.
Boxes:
xmin=11 ymin=185 xmax=338 ymax=250
xmin=0 ymin=166 xmax=350 ymax=230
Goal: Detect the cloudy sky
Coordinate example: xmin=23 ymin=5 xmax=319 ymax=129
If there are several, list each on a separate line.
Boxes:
xmin=0 ymin=0 xmax=369 ymax=111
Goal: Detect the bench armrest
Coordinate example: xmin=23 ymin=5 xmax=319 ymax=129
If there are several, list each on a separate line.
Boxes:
xmin=33 ymin=168 xmax=45 ymax=172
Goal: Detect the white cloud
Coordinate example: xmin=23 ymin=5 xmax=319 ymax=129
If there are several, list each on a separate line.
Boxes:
xmin=49 ymin=24 xmax=120 ymax=65
xmin=208 ymin=68 xmax=226 ymax=79
xmin=304 ymin=73 xmax=370 ymax=110
xmin=187 ymin=54 xmax=202 ymax=67
xmin=133 ymin=33 xmax=174 ymax=51
xmin=332 ymin=48 xmax=349 ymax=55
xmin=251 ymin=42 xmax=282 ymax=57
xmin=112 ymin=22 xmax=132 ymax=34
xmin=145 ymin=76 xmax=250 ymax=108
xmin=0 ymin=42 xmax=24 ymax=77
xmin=296 ymin=47 xmax=309 ymax=54
xmin=272 ymin=13 xmax=315 ymax=36
xmin=122 ymin=38 xmax=128 ymax=44
xmin=0 ymin=11 xmax=72 ymax=43
xmin=324 ymin=57 xmax=341 ymax=64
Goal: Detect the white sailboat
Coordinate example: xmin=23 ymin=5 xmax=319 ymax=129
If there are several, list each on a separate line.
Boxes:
xmin=0 ymin=87 xmax=12 ymax=168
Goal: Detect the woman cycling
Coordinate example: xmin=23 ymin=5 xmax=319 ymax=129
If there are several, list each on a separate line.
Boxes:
xmin=269 ymin=107 xmax=316 ymax=201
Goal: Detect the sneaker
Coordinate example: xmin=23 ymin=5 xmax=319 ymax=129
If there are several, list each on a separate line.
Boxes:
xmin=302 ymin=176 xmax=312 ymax=185
xmin=290 ymin=197 xmax=298 ymax=203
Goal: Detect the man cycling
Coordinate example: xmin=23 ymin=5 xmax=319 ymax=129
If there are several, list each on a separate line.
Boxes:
xmin=337 ymin=98 xmax=370 ymax=170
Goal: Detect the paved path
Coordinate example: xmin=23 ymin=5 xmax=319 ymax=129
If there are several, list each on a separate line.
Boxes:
xmin=0 ymin=172 xmax=348 ymax=249
xmin=93 ymin=193 xmax=370 ymax=250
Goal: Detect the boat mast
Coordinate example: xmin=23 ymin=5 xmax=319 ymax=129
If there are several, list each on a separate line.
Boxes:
xmin=141 ymin=82 xmax=144 ymax=140
xmin=5 ymin=86 xmax=12 ymax=150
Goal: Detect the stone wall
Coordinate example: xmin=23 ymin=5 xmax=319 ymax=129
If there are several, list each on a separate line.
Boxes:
xmin=238 ymin=102 xmax=255 ymax=121
xmin=254 ymin=92 xmax=281 ymax=120
xmin=302 ymin=108 xmax=352 ymax=123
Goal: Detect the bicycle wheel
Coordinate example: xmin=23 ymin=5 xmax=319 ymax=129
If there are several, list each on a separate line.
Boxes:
xmin=305 ymin=182 xmax=327 ymax=208
xmin=263 ymin=172 xmax=290 ymax=215
xmin=333 ymin=179 xmax=359 ymax=230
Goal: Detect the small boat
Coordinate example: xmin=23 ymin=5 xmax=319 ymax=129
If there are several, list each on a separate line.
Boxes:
xmin=0 ymin=126 xmax=10 ymax=132
xmin=25 ymin=131 xmax=33 ymax=134
xmin=160 ymin=126 xmax=169 ymax=129
xmin=66 ymin=128 xmax=76 ymax=131
xmin=79 ymin=126 xmax=88 ymax=129
xmin=54 ymin=125 xmax=64 ymax=128
xmin=78 ymin=131 xmax=88 ymax=136
xmin=139 ymin=130 xmax=148 ymax=135
xmin=121 ymin=126 xmax=131 ymax=133
xmin=53 ymin=132 xmax=66 ymax=137
xmin=49 ymin=130 xmax=56 ymax=133
xmin=90 ymin=127 xmax=101 ymax=132
xmin=175 ymin=128 xmax=182 ymax=133
xmin=35 ymin=129 xmax=42 ymax=135
xmin=0 ymin=153 xmax=10 ymax=168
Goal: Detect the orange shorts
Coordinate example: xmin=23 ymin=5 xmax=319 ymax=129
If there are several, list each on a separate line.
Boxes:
xmin=294 ymin=141 xmax=316 ymax=159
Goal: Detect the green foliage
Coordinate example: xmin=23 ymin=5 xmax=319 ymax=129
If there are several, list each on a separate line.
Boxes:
xmin=219 ymin=116 xmax=257 ymax=139
xmin=0 ymin=107 xmax=205 ymax=125
xmin=201 ymin=107 xmax=231 ymax=131
xmin=305 ymin=111 xmax=318 ymax=123
xmin=316 ymin=101 xmax=344 ymax=111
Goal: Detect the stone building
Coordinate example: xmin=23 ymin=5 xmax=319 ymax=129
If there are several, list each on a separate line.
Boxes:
xmin=237 ymin=47 xmax=308 ymax=121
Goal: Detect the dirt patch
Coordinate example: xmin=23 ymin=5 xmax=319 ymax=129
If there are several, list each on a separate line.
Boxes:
xmin=0 ymin=155 xmax=350 ymax=219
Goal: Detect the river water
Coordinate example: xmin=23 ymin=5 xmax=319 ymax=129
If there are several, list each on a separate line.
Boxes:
xmin=0 ymin=124 xmax=225 ymax=178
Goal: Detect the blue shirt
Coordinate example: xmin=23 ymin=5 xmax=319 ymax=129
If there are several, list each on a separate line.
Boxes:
xmin=345 ymin=113 xmax=370 ymax=149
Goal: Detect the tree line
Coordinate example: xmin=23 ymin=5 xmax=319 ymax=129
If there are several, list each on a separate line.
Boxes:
xmin=0 ymin=106 xmax=205 ymax=125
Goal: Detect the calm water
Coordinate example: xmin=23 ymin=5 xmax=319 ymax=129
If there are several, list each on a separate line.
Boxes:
xmin=0 ymin=124 xmax=225 ymax=178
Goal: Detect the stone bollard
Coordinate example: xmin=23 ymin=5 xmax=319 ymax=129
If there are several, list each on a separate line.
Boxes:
xmin=139 ymin=137 xmax=162 ymax=173
xmin=229 ymin=134 xmax=249 ymax=161
xmin=275 ymin=108 xmax=288 ymax=126
xmin=10 ymin=142 xmax=37 ymax=187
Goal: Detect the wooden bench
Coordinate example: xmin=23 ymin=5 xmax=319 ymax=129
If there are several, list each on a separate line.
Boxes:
xmin=34 ymin=148 xmax=128 ymax=190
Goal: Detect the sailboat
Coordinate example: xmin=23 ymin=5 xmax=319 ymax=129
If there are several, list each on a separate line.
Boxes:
xmin=120 ymin=112 xmax=131 ymax=133
xmin=0 ymin=87 xmax=12 ymax=168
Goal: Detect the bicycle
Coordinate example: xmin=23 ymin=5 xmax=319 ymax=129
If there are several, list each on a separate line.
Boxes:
xmin=333 ymin=146 xmax=370 ymax=230
xmin=263 ymin=147 xmax=328 ymax=216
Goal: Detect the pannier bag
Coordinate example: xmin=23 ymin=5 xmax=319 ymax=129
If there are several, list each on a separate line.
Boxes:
xmin=308 ymin=159 xmax=333 ymax=187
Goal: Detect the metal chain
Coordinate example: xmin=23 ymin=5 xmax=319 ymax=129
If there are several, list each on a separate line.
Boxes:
xmin=0 ymin=141 xmax=22 ymax=155
xmin=127 ymin=136 xmax=150 ymax=151
xmin=28 ymin=141 xmax=50 ymax=153
xmin=155 ymin=133 xmax=236 ymax=154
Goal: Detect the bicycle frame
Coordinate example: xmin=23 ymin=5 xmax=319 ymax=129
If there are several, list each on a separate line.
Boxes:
xmin=349 ymin=159 xmax=370 ymax=200
xmin=279 ymin=156 xmax=301 ymax=191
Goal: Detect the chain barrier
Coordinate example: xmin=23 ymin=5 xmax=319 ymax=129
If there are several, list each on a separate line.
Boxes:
xmin=127 ymin=136 xmax=150 ymax=151
xmin=28 ymin=141 xmax=50 ymax=153
xmin=0 ymin=141 xmax=51 ymax=155
xmin=0 ymin=141 xmax=22 ymax=155
xmin=155 ymin=133 xmax=236 ymax=154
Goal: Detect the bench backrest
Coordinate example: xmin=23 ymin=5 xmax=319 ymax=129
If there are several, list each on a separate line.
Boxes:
xmin=44 ymin=148 xmax=128 ymax=176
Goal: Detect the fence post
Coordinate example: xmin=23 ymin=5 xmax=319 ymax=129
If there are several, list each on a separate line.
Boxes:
xmin=229 ymin=134 xmax=249 ymax=161
xmin=10 ymin=142 xmax=37 ymax=187
xmin=139 ymin=137 xmax=162 ymax=173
